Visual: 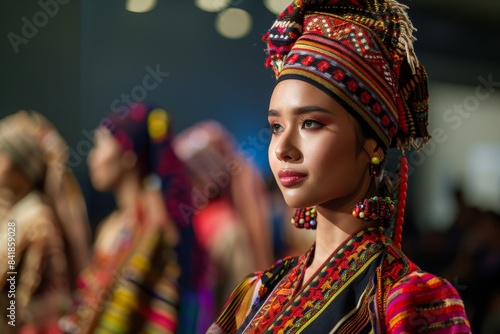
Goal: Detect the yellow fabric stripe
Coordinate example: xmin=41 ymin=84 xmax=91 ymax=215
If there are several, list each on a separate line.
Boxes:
xmin=389 ymin=309 xmax=413 ymax=328
xmin=330 ymin=286 xmax=369 ymax=334
xmin=216 ymin=275 xmax=258 ymax=331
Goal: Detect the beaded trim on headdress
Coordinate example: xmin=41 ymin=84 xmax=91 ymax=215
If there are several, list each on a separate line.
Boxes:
xmin=263 ymin=0 xmax=430 ymax=150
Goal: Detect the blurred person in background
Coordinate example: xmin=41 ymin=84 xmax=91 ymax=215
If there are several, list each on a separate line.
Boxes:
xmin=61 ymin=103 xmax=208 ymax=333
xmin=173 ymin=120 xmax=274 ymax=314
xmin=440 ymin=207 xmax=500 ymax=333
xmin=0 ymin=110 xmax=90 ymax=333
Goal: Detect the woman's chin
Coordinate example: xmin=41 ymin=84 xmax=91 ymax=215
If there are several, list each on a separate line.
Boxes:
xmin=90 ymin=179 xmax=111 ymax=192
xmin=282 ymin=196 xmax=317 ymax=209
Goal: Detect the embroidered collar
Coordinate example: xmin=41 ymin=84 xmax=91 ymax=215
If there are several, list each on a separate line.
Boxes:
xmin=241 ymin=226 xmax=387 ymax=334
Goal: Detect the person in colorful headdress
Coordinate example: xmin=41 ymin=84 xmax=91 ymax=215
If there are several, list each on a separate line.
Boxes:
xmin=208 ymin=0 xmax=471 ymax=333
xmin=61 ymin=103 xmax=208 ymax=333
xmin=0 ymin=110 xmax=90 ymax=333
xmin=173 ymin=120 xmax=274 ymax=315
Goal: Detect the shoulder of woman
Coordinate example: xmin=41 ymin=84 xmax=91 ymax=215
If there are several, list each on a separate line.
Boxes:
xmin=12 ymin=191 xmax=53 ymax=217
xmin=10 ymin=191 xmax=56 ymax=237
xmin=386 ymin=270 xmax=471 ymax=333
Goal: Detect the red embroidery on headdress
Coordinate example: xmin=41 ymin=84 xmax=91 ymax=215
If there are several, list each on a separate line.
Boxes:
xmin=361 ymin=91 xmax=371 ymax=104
xmin=287 ymin=53 xmax=300 ymax=64
xmin=381 ymin=115 xmax=391 ymax=127
xmin=317 ymin=60 xmax=330 ymax=72
xmin=333 ymin=69 xmax=345 ymax=81
xmin=389 ymin=126 xmax=397 ymax=137
xmin=347 ymin=80 xmax=358 ymax=92
xmin=301 ymin=55 xmax=315 ymax=66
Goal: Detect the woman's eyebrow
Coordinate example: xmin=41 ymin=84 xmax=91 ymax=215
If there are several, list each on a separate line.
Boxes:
xmin=268 ymin=106 xmax=330 ymax=117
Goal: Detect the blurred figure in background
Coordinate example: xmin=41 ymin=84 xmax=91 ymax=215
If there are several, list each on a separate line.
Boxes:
xmin=441 ymin=207 xmax=500 ymax=333
xmin=173 ymin=120 xmax=274 ymax=313
xmin=0 ymin=110 xmax=90 ymax=333
xmin=61 ymin=103 xmax=208 ymax=333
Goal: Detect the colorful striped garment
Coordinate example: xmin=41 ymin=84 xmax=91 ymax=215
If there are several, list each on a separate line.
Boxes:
xmin=386 ymin=271 xmax=470 ymax=333
xmin=208 ymin=226 xmax=471 ymax=333
xmin=62 ymin=199 xmax=212 ymax=334
xmin=63 ymin=219 xmax=182 ymax=334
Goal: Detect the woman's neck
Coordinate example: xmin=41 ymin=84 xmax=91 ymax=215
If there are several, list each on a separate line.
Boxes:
xmin=309 ymin=177 xmax=376 ymax=264
xmin=313 ymin=210 xmax=365 ymax=263
xmin=113 ymin=171 xmax=143 ymax=211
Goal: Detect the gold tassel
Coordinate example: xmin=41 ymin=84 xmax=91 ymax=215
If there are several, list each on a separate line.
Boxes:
xmin=385 ymin=0 xmax=419 ymax=74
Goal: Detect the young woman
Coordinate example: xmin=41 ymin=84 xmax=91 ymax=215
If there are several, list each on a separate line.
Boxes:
xmin=62 ymin=103 xmax=208 ymax=333
xmin=0 ymin=110 xmax=90 ymax=333
xmin=208 ymin=0 xmax=471 ymax=333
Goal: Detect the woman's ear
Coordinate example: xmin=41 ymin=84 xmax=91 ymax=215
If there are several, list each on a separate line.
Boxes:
xmin=121 ymin=150 xmax=138 ymax=170
xmin=363 ymin=138 xmax=385 ymax=163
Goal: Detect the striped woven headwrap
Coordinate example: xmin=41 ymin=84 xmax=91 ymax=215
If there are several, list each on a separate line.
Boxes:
xmin=264 ymin=0 xmax=430 ymax=149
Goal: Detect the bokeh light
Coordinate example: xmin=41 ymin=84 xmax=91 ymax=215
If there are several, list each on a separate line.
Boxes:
xmin=264 ymin=0 xmax=290 ymax=15
xmin=125 ymin=0 xmax=157 ymax=13
xmin=215 ymin=8 xmax=252 ymax=39
xmin=195 ymin=0 xmax=231 ymax=13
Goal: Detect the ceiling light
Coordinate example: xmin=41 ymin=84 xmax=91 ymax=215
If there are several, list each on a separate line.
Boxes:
xmin=125 ymin=0 xmax=157 ymax=13
xmin=195 ymin=0 xmax=231 ymax=13
xmin=216 ymin=8 xmax=252 ymax=39
xmin=264 ymin=0 xmax=290 ymax=15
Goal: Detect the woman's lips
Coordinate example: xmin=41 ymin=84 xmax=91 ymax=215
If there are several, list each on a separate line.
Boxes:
xmin=278 ymin=169 xmax=307 ymax=187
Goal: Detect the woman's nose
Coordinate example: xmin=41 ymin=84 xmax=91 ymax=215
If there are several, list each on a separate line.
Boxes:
xmin=274 ymin=129 xmax=301 ymax=162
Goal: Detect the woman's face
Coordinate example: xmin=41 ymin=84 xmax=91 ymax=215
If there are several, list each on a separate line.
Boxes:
xmin=87 ymin=127 xmax=125 ymax=191
xmin=268 ymin=79 xmax=371 ymax=209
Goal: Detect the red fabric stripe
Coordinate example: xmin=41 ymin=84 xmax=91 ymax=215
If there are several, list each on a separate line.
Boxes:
xmin=386 ymin=271 xmax=471 ymax=333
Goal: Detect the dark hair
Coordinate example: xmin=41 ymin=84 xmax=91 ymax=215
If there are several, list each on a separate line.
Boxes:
xmin=353 ymin=119 xmax=397 ymax=199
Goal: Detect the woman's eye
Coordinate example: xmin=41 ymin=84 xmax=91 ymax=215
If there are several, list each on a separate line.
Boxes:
xmin=271 ymin=123 xmax=283 ymax=133
xmin=303 ymin=120 xmax=321 ymax=129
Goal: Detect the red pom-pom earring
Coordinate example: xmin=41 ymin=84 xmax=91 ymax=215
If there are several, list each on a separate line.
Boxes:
xmin=352 ymin=196 xmax=395 ymax=221
xmin=291 ymin=207 xmax=317 ymax=230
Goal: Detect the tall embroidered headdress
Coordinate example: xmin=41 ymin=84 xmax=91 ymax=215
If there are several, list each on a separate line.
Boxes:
xmin=264 ymin=0 xmax=431 ymax=248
